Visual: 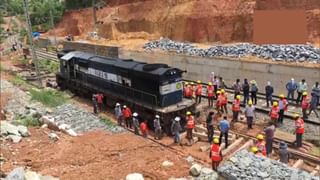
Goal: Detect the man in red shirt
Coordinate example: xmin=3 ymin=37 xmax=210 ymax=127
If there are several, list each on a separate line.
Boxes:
xmin=140 ymin=120 xmax=148 ymax=138
xmin=195 ymin=80 xmax=202 ymax=104
xmin=96 ymin=93 xmax=104 ymax=112
xmin=232 ymin=95 xmax=241 ymax=122
xmin=185 ymin=111 xmax=195 ymax=145
xmin=294 ymin=114 xmax=304 ymax=148
xmin=301 ymin=92 xmax=310 ymax=120
xmin=210 ymin=138 xmax=222 ymax=170
xmin=122 ymin=105 xmax=132 ymax=129
xmin=207 ymin=82 xmax=215 ymax=107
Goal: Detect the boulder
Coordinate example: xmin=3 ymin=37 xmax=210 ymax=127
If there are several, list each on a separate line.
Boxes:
xmin=24 ymin=170 xmax=41 ymax=180
xmin=199 ymin=146 xmax=209 ymax=152
xmin=5 ymin=167 xmax=25 ymax=180
xmin=7 ymin=135 xmax=22 ymax=143
xmin=190 ymin=164 xmax=202 ymax=176
xmin=17 ymin=125 xmax=30 ymax=137
xmin=48 ymin=133 xmax=59 ymax=141
xmin=125 ymin=173 xmax=144 ymax=180
xmin=1 ymin=121 xmax=20 ymax=136
xmin=186 ymin=156 xmax=194 ymax=164
xmin=39 ymin=175 xmax=59 ymax=180
xmin=162 ymin=160 xmax=174 ymax=167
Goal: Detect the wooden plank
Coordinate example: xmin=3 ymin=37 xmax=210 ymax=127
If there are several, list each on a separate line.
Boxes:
xmin=292 ymin=159 xmax=304 ymax=168
xmin=222 ymin=137 xmax=244 ymax=156
xmin=310 ymin=165 xmax=320 ymax=176
xmin=274 ymin=130 xmax=296 ymax=144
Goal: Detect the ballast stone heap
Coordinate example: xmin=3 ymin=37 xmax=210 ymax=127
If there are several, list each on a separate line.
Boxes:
xmin=218 ymin=149 xmax=319 ymax=180
xmin=51 ymin=104 xmax=125 ymax=133
xmin=144 ymin=38 xmax=320 ymax=63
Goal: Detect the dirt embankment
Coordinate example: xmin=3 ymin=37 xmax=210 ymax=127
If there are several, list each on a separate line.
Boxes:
xmin=48 ymin=0 xmax=320 ymax=44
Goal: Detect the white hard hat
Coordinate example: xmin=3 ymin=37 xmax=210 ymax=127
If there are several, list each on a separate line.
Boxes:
xmin=174 ymin=117 xmax=180 ymax=121
xmin=133 ymin=112 xmax=138 ymax=117
xmin=123 ymin=105 xmax=127 ymax=108
xmin=155 ymin=115 xmax=160 ymax=119
xmin=116 ymin=103 xmax=120 ymax=106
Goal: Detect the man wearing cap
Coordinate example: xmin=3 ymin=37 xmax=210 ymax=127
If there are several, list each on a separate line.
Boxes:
xmin=232 ymin=95 xmax=241 ymax=122
xmin=122 ymin=105 xmax=132 ymax=129
xmin=154 ymin=115 xmax=162 ymax=140
xmin=210 ymin=138 xmax=222 ymax=170
xmin=207 ymin=82 xmax=215 ymax=107
xmin=245 ymin=100 xmax=256 ymax=129
xmin=286 ymin=78 xmax=298 ymax=103
xmin=269 ymin=101 xmax=280 ymax=125
xmin=294 ymin=114 xmax=304 ymax=148
xmin=114 ymin=103 xmax=122 ymax=126
xmin=171 ymin=116 xmax=182 ymax=144
xmin=256 ymin=134 xmax=267 ymax=156
xmin=132 ymin=112 xmax=140 ymax=135
xmin=264 ymin=121 xmax=276 ymax=156
xmin=265 ymin=81 xmax=274 ymax=108
xmin=278 ymin=94 xmax=288 ymax=124
xmin=251 ymin=146 xmax=263 ymax=156
xmin=195 ymin=80 xmax=203 ymax=104
xmin=301 ymin=92 xmax=310 ymax=119
xmin=279 ymin=141 xmax=290 ymax=164
xmin=186 ymin=111 xmax=195 ymax=145
xmin=219 ymin=116 xmax=230 ymax=148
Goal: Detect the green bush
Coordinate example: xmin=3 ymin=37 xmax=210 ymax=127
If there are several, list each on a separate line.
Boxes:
xmin=30 ymin=88 xmax=68 ymax=107
xmin=100 ymin=117 xmax=116 ymax=127
xmin=15 ymin=115 xmax=41 ymax=127
xmin=39 ymin=59 xmax=59 ymax=73
xmin=11 ymin=75 xmax=26 ymax=86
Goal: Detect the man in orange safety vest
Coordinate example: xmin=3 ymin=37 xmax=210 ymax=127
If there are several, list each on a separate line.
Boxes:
xmin=210 ymin=138 xmax=222 ymax=170
xmin=207 ymin=82 xmax=215 ymax=107
xmin=269 ymin=101 xmax=280 ymax=125
xmin=196 ymin=80 xmax=203 ymax=104
xmin=294 ymin=114 xmax=304 ymax=148
xmin=186 ymin=111 xmax=195 ymax=145
xmin=232 ymin=95 xmax=241 ymax=122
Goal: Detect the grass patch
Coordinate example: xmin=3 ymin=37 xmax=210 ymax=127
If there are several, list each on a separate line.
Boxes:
xmin=15 ymin=115 xmax=42 ymax=127
xmin=100 ymin=117 xmax=116 ymax=127
xmin=39 ymin=59 xmax=59 ymax=73
xmin=11 ymin=75 xmax=27 ymax=86
xmin=30 ymin=88 xmax=68 ymax=107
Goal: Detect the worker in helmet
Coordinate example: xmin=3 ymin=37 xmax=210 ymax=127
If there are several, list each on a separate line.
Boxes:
xmin=171 ymin=116 xmax=182 ymax=144
xmin=269 ymin=101 xmax=280 ymax=125
xmin=256 ymin=134 xmax=267 ymax=156
xmin=210 ymin=137 xmax=222 ymax=170
xmin=184 ymin=82 xmax=189 ymax=98
xmin=190 ymin=82 xmax=195 ymax=99
xmin=278 ymin=94 xmax=288 ymax=124
xmin=207 ymin=82 xmax=215 ymax=107
xmin=114 ymin=103 xmax=123 ymax=126
xmin=220 ymin=89 xmax=228 ymax=114
xmin=251 ymin=146 xmax=263 ymax=156
xmin=232 ymin=95 xmax=241 ymax=122
xmin=185 ymin=111 xmax=195 ymax=145
xmin=122 ymin=105 xmax=132 ymax=129
xmin=294 ymin=114 xmax=304 ymax=148
xmin=154 ymin=115 xmax=162 ymax=140
xmin=132 ymin=112 xmax=140 ymax=135
xmin=301 ymin=92 xmax=310 ymax=119
xmin=196 ymin=80 xmax=202 ymax=104
xmin=245 ymin=100 xmax=256 ymax=129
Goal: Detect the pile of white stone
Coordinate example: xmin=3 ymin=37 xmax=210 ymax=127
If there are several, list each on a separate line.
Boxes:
xmin=4 ymin=167 xmax=59 ymax=180
xmin=0 ymin=121 xmax=30 ymax=143
xmin=144 ymin=38 xmax=320 ymax=63
xmin=218 ymin=149 xmax=319 ymax=180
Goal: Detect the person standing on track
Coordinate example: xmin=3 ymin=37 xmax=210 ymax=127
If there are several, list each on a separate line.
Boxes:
xmin=264 ymin=121 xmax=276 ymax=157
xmin=122 ymin=105 xmax=132 ymax=129
xmin=219 ymin=116 xmax=230 ymax=149
xmin=114 ymin=103 xmax=123 ymax=126
xmin=195 ymin=80 xmax=203 ymax=104
xmin=96 ymin=93 xmax=104 ymax=112
xmin=245 ymin=100 xmax=256 ymax=129
xmin=286 ymin=78 xmax=298 ymax=103
xmin=132 ymin=112 xmax=140 ymax=135
xmin=92 ymin=94 xmax=98 ymax=114
xmin=311 ymin=82 xmax=320 ymax=106
xmin=232 ymin=79 xmax=242 ymax=99
xmin=220 ymin=89 xmax=228 ymax=114
xmin=140 ymin=120 xmax=148 ymax=138
xmin=232 ymin=95 xmax=241 ymax=122
xmin=206 ymin=111 xmax=215 ymax=143
xmin=265 ymin=81 xmax=274 ymax=108
xmin=242 ymin=78 xmax=250 ymax=105
xmin=190 ymin=82 xmax=195 ymax=99
xmin=184 ymin=82 xmax=192 ymax=99
xmin=210 ymin=138 xmax=222 ymax=170
xmin=269 ymin=101 xmax=280 ymax=125
xmin=296 ymin=79 xmax=308 ymax=105
xmin=279 ymin=141 xmax=290 ymax=164
xmin=250 ymin=80 xmax=258 ymax=105
xmin=216 ymin=91 xmax=222 ymax=114
xmin=294 ymin=114 xmax=304 ymax=148
xmin=186 ymin=111 xmax=195 ymax=145
xmin=154 ymin=115 xmax=162 ymax=140
xmin=309 ymin=92 xmax=319 ymax=118
xmin=301 ymin=92 xmax=310 ymax=119
xmin=171 ymin=116 xmax=182 ymax=144
xmin=278 ymin=94 xmax=288 ymax=124
xmin=207 ymin=82 xmax=215 ymax=107
xmin=213 ymin=76 xmax=219 ymax=99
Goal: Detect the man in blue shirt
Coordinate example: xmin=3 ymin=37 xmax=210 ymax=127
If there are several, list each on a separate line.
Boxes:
xmin=219 ymin=116 xmax=230 ymax=149
xmin=286 ymin=78 xmax=298 ymax=103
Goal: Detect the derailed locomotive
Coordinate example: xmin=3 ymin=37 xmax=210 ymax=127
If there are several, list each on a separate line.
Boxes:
xmin=56 ymin=51 xmax=196 ymax=134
